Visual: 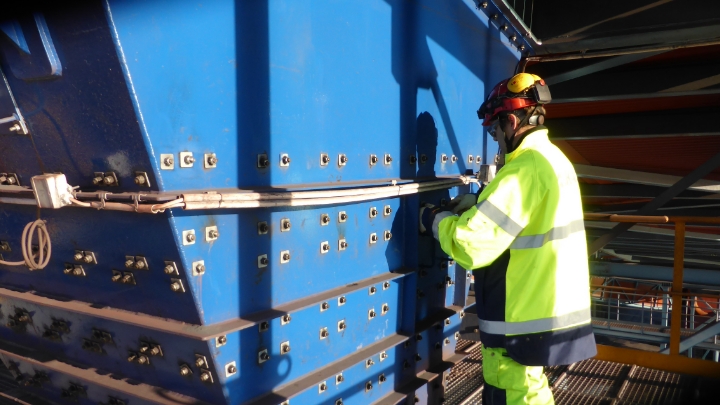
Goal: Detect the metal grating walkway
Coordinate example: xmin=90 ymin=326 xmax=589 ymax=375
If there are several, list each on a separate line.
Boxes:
xmin=444 ymin=339 xmax=720 ymax=405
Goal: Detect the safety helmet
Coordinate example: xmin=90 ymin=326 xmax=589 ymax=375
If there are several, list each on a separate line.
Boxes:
xmin=477 ymin=73 xmax=552 ymax=126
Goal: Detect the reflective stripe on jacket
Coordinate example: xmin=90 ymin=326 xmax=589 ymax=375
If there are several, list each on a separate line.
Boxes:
xmin=434 ymin=127 xmax=595 ymax=365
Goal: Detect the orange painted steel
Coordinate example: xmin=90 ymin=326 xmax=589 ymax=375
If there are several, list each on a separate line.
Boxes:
xmin=586 ymin=214 xmax=720 ymax=376
xmin=595 ymin=345 xmax=720 ymax=379
xmin=669 ymin=221 xmax=685 ymax=356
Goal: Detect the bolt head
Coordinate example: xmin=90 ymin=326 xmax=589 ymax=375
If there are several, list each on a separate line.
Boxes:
xmin=322 ymin=244 xmax=329 ymax=251
xmin=186 ymin=233 xmax=196 ymax=243
xmin=103 ymin=176 xmax=115 ymax=185
xmin=92 ymin=176 xmax=102 ymax=185
xmin=281 ymin=156 xmax=290 ymax=164
xmin=199 ymin=372 xmax=210 ymax=382
xmin=180 ymin=365 xmax=191 ymax=376
xmin=260 ymin=257 xmax=268 ymax=265
xmin=282 ymin=345 xmax=290 ymax=353
xmin=207 ymin=156 xmax=218 ymax=165
xmin=135 ymin=260 xmax=145 ymax=269
xmin=164 ymin=265 xmax=175 ymax=274
xmin=259 ymin=223 xmax=269 ymax=232
xmin=111 ymin=273 xmax=122 ymax=282
xmin=283 ymin=221 xmax=291 ymax=229
xmin=322 ymin=302 xmax=329 ymax=310
xmin=127 ymin=354 xmax=137 ymax=362
xmin=282 ymin=314 xmax=291 ymax=322
xmin=73 ymin=252 xmax=83 ymax=261
xmin=170 ymin=282 xmax=182 ymax=292
xmin=163 ymin=157 xmax=174 ymax=166
xmin=385 ymin=155 xmax=392 ymax=163
xmin=134 ymin=175 xmax=146 ymax=185
xmin=510 ymin=35 xmax=517 ymax=41
xmin=83 ymin=254 xmax=93 ymax=263
xmin=209 ymin=230 xmax=219 ymax=239
xmin=72 ymin=268 xmax=83 ymax=276
xmin=282 ymin=253 xmax=290 ymax=260
xmin=260 ymin=352 xmax=270 ymax=360
xmin=340 ymin=213 xmax=347 ymax=220
xmin=195 ymin=358 xmax=205 ymax=367
xmin=218 ymin=335 xmax=227 ymax=344
xmin=227 ymin=365 xmax=237 ymax=374
xmin=195 ymin=264 xmax=205 ymax=273
xmin=340 ymin=241 xmax=347 ymax=248
xmin=122 ymin=274 xmax=133 ymax=283
xmin=339 ymin=297 xmax=346 ymax=304
xmin=125 ymin=259 xmax=135 ymax=268
xmin=184 ymin=155 xmax=195 ymax=164
xmin=370 ymin=156 xmax=378 ymax=163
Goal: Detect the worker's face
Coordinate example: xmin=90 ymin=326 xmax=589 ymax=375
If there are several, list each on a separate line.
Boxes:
xmin=488 ymin=121 xmax=508 ymax=154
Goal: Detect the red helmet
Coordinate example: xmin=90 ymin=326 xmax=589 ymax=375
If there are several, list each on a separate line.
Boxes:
xmin=477 ymin=73 xmax=551 ymax=126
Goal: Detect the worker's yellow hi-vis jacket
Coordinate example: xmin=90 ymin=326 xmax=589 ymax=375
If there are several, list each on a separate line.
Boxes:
xmin=433 ymin=127 xmax=596 ymax=366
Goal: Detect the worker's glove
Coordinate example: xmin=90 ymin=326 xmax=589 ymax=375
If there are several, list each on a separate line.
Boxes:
xmin=446 ymin=193 xmax=478 ymax=215
xmin=419 ymin=203 xmax=442 ymax=235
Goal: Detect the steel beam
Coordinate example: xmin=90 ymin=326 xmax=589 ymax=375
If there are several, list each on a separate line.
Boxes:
xmin=575 ymin=165 xmax=720 ymax=193
xmin=545 ymin=51 xmax=666 ymax=85
xmin=589 ymin=262 xmax=720 ymax=287
xmin=588 ymin=148 xmax=720 ymax=254
xmin=660 ymin=320 xmax=720 ymax=355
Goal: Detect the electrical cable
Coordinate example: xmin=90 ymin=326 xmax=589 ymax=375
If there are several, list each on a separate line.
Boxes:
xmin=0 ymin=220 xmax=52 ymax=270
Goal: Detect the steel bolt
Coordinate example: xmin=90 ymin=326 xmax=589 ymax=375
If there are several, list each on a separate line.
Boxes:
xmin=370 ymin=155 xmax=378 ymax=164
xmin=121 ymin=274 xmax=133 ymax=284
xmin=83 ymin=254 xmax=93 ymax=263
xmin=199 ymin=371 xmax=211 ymax=382
xmin=451 ymin=155 xmax=458 ymax=162
xmin=259 ymin=223 xmax=269 ymax=233
xmin=72 ymin=268 xmax=83 ymax=276
xmin=383 ymin=281 xmax=390 ymax=289
xmin=492 ymin=13 xmax=498 ymax=19
xmin=322 ymin=155 xmax=330 ymax=164
xmin=366 ymin=359 xmax=374 ymax=367
xmin=519 ymin=45 xmax=526 ymax=51
xmin=380 ymin=352 xmax=388 ymax=360
xmin=340 ymin=213 xmax=347 ymax=221
xmin=186 ymin=233 xmax=196 ymax=243
xmin=321 ymin=302 xmax=330 ymax=310
xmin=409 ymin=155 xmax=417 ymax=164
xmin=371 ymin=234 xmax=378 ymax=242
xmin=103 ymin=176 xmax=115 ymax=185
xmin=340 ymin=241 xmax=348 ymax=249
xmin=127 ymin=353 xmax=137 ymax=362
xmin=171 ymin=281 xmax=183 ymax=292
xmin=92 ymin=176 xmax=103 ymax=185
xmin=180 ymin=365 xmax=192 ymax=376
xmin=260 ymin=352 xmax=270 ymax=361
xmin=385 ymin=231 xmax=392 ymax=240
xmin=340 ymin=155 xmax=348 ymax=163
xmin=366 ymin=381 xmax=373 ymax=391
xmin=149 ymin=347 xmax=161 ymax=356
xmin=320 ymin=330 xmax=329 ymax=338
xmin=73 ymin=252 xmax=83 ymax=261
xmin=163 ymin=157 xmax=174 ymax=167
xmin=207 ymin=156 xmax=218 ymax=166
xmin=510 ymin=35 xmax=517 ymax=41
xmin=195 ymin=357 xmax=206 ymax=367
xmin=8 ymin=124 xmax=21 ymax=132
xmin=420 ymin=154 xmax=428 ymax=163
xmin=383 ymin=304 xmax=389 ymax=313
xmin=385 ymin=155 xmax=392 ymax=163
xmin=134 ymin=175 xmax=146 ymax=185
xmin=338 ymin=322 xmax=346 ymax=330
xmin=282 ymin=345 xmax=291 ymax=354
xmin=282 ymin=252 xmax=290 ymax=261
xmin=184 ymin=155 xmax=195 ymax=165
xmin=282 ymin=314 xmax=291 ymax=323
xmin=371 ymin=208 xmax=377 ymax=216
xmin=281 ymin=155 xmax=291 ymax=165
xmin=125 ymin=259 xmax=135 ymax=268
xmin=227 ymin=365 xmax=237 ymax=374
xmin=209 ymin=229 xmax=219 ymax=239
xmin=441 ymin=155 xmax=448 ymax=162
xmin=370 ymin=287 xmax=377 ymax=294
xmin=385 ymin=207 xmax=392 ymax=215
xmin=259 ymin=158 xmax=269 ymax=167
xmin=283 ymin=221 xmax=291 ymax=230
xmin=480 ymin=1 xmax=488 ymax=8
xmin=111 ymin=273 xmax=122 ymax=282
xmin=164 ymin=265 xmax=175 ymax=274
xmin=195 ymin=263 xmax=205 ymax=273
xmin=337 ymin=374 xmax=344 ymax=382
xmin=135 ymin=260 xmax=145 ymax=269
xmin=369 ymin=310 xmax=376 ymax=318
xmin=139 ymin=344 xmax=149 ymax=353
xmin=260 ymin=257 xmax=268 ymax=265
xmin=379 ymin=374 xmax=386 ymax=383
xmin=339 ymin=296 xmax=346 ymax=304
xmin=501 ymin=24 xmax=508 ymax=31
xmin=322 ymin=243 xmax=329 ymax=251
xmin=218 ymin=335 xmax=227 ymax=345
xmin=17 ymin=314 xmax=29 ymax=323
xmin=322 ymin=215 xmax=329 ymax=224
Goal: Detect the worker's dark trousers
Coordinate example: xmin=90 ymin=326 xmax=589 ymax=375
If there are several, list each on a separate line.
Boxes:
xmin=481 ymin=345 xmax=554 ymax=405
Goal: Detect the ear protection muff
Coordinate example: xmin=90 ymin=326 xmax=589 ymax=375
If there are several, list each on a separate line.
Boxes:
xmin=529 ymin=114 xmax=545 ymax=126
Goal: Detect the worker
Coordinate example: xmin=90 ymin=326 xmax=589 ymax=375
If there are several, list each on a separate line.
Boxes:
xmin=420 ymin=73 xmax=596 ymax=405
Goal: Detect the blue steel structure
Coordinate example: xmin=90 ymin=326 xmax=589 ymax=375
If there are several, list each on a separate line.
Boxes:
xmin=0 ymin=1 xmax=521 ymax=404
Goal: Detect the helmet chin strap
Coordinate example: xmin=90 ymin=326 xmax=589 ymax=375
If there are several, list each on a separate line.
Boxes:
xmin=503 ymin=105 xmax=538 ymax=154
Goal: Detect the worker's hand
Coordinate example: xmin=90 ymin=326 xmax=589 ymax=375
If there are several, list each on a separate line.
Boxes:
xmin=419 ymin=203 xmax=437 ymax=234
xmin=446 ymin=194 xmax=478 ymax=215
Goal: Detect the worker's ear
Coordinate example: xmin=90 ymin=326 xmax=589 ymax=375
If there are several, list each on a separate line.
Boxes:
xmin=508 ymin=114 xmax=520 ymax=130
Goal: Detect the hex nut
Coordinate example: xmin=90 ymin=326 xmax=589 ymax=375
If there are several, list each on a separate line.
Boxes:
xmin=179 ymin=364 xmax=192 ymax=376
